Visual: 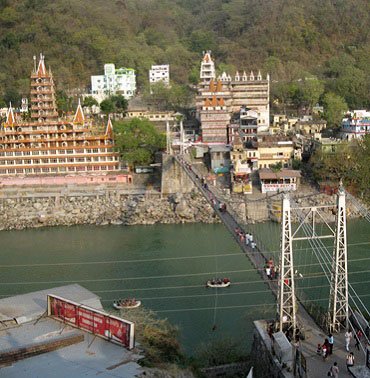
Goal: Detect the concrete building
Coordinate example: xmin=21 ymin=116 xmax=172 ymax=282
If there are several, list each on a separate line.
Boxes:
xmin=258 ymin=168 xmax=301 ymax=193
xmin=200 ymin=95 xmax=230 ymax=144
xmin=0 ymin=54 xmax=121 ymax=176
xmin=197 ymin=52 xmax=269 ymax=141
xmin=341 ymin=109 xmax=370 ymax=140
xmin=91 ymin=63 xmax=136 ymax=102
xmin=257 ymin=139 xmax=294 ymax=169
xmin=149 ymin=64 xmax=170 ymax=86
xmin=200 ymin=51 xmax=216 ymax=83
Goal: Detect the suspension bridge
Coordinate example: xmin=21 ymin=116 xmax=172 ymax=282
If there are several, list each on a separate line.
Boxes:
xmin=174 ymin=153 xmax=370 ymax=377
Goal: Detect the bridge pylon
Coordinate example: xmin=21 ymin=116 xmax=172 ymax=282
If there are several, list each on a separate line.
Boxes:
xmin=328 ymin=182 xmax=349 ymax=332
xmin=277 ymin=193 xmax=297 ymax=338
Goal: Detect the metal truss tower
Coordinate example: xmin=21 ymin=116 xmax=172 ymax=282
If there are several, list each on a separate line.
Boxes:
xmin=277 ymin=194 xmax=297 ymax=337
xmin=328 ymin=183 xmax=349 ymax=332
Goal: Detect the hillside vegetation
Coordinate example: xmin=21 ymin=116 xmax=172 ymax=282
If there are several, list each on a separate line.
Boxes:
xmin=0 ymin=0 xmax=369 ymax=110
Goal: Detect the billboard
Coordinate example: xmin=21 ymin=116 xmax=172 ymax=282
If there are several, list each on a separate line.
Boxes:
xmin=47 ymin=294 xmax=135 ymax=349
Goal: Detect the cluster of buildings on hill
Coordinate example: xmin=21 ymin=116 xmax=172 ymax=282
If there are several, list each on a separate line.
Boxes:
xmin=194 ymin=51 xmax=369 ymax=194
xmin=0 ymin=52 xmax=369 ymax=192
xmin=89 ymin=63 xmax=170 ymax=103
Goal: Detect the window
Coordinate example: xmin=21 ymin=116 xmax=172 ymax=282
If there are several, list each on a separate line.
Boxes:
xmin=66 ymin=149 xmax=73 ymax=154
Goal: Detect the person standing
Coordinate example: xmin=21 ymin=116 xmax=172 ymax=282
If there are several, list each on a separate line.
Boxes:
xmin=354 ymin=329 xmax=362 ymax=351
xmin=346 ymin=352 xmax=354 ymax=372
xmin=345 ymin=329 xmax=353 ymax=352
xmin=328 ymin=333 xmax=334 ymax=355
xmin=265 ymin=266 xmax=271 ymax=280
xmin=331 ymin=362 xmax=339 ymax=378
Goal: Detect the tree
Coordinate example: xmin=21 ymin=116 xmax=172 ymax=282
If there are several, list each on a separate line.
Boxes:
xmin=83 ymin=96 xmax=98 ymax=108
xmin=110 ymin=94 xmax=128 ymax=113
xmin=322 ymin=92 xmax=348 ymax=128
xmin=99 ymin=98 xmax=115 ymax=114
xmin=115 ymin=306 xmax=184 ymax=366
xmin=56 ymin=90 xmax=73 ymax=116
xmin=114 ymin=118 xmax=166 ymax=168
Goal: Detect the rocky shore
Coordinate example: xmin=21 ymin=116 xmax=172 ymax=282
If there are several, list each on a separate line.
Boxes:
xmin=0 ymin=190 xmax=219 ymax=231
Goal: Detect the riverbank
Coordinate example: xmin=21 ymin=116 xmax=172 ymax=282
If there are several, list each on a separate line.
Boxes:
xmin=0 ymin=190 xmax=219 ymax=231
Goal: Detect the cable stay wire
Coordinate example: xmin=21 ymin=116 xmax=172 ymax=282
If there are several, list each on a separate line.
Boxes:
xmin=291 ymin=198 xmax=370 ymax=350
xmin=0 ymin=241 xmax=368 ymax=269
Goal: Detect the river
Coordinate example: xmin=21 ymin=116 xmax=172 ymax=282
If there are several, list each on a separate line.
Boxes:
xmin=0 ymin=221 xmax=368 ymax=355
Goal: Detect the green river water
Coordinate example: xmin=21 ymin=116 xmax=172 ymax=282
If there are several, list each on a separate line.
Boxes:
xmin=0 ymin=221 xmax=368 ymax=355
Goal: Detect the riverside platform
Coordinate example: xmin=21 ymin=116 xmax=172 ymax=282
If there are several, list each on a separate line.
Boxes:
xmin=0 ymin=284 xmax=143 ymax=377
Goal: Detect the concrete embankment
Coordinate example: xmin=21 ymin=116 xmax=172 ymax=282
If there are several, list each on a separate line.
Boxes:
xmin=0 ymin=185 xmax=218 ymax=231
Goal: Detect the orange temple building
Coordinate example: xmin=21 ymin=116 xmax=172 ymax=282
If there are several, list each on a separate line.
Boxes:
xmin=0 ymin=54 xmax=122 ymax=177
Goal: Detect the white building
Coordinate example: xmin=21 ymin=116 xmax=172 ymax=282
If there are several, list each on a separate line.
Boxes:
xmin=341 ymin=110 xmax=370 ymax=140
xmin=200 ymin=51 xmax=216 ymax=83
xmin=149 ymin=64 xmax=170 ymax=86
xmin=91 ymin=63 xmax=136 ymax=103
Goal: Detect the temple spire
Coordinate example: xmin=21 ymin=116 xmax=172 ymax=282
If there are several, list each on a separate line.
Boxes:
xmin=37 ymin=53 xmax=46 ymax=77
xmin=105 ymin=116 xmax=113 ymax=138
xmin=4 ymin=102 xmax=15 ymax=128
xmin=73 ymin=99 xmax=85 ymax=124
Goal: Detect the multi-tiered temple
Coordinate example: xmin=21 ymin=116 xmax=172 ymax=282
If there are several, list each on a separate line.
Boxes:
xmin=0 ymin=55 xmax=121 ymax=176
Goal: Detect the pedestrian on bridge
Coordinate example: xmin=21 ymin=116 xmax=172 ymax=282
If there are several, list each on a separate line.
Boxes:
xmin=346 ymin=352 xmax=354 ymax=372
xmin=328 ymin=333 xmax=334 ymax=355
xmin=329 ymin=362 xmax=339 ymax=377
xmin=345 ymin=329 xmax=352 ymax=352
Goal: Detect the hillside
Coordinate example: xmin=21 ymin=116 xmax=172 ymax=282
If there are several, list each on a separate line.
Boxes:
xmin=0 ymin=0 xmax=369 ymax=110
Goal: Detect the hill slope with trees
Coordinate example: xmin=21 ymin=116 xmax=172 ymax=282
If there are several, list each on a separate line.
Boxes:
xmin=0 ymin=0 xmax=369 ymax=111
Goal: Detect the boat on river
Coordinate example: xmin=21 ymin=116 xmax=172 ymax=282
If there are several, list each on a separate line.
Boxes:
xmin=113 ymin=299 xmax=141 ymax=309
xmin=206 ymin=278 xmax=231 ymax=288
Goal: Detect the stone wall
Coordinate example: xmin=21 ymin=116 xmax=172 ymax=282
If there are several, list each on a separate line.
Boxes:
xmin=161 ymin=154 xmax=196 ymax=195
xmin=251 ymin=320 xmax=294 ymax=378
xmin=0 ymin=190 xmax=219 ymax=231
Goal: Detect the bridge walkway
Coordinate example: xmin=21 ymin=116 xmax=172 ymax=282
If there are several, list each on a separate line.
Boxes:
xmin=175 ymin=155 xmax=366 ymax=377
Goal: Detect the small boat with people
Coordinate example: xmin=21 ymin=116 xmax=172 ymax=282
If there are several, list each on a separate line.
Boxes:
xmin=113 ymin=298 xmax=141 ymax=309
xmin=206 ymin=278 xmax=231 ymax=288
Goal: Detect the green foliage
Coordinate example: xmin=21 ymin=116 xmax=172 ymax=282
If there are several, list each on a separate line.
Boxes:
xmin=270 ymin=162 xmax=283 ymax=172
xmin=56 ymin=90 xmax=73 ymax=115
xmin=99 ymin=98 xmax=115 ymax=114
xmin=322 ymin=92 xmax=348 ymax=128
xmin=144 ymin=82 xmax=193 ymax=111
xmin=116 ymin=306 xmax=184 ymax=367
xmin=0 ymin=0 xmax=369 ymax=109
xmin=99 ymin=95 xmax=128 ymax=114
xmin=292 ymin=159 xmax=302 ymax=170
xmin=114 ymin=118 xmax=166 ymax=168
xmin=308 ymin=139 xmax=370 ymax=204
xmin=193 ymin=338 xmax=248 ymax=368
xmin=82 ymin=96 xmax=98 ymax=108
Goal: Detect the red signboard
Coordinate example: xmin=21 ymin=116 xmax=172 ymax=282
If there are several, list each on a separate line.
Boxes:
xmin=47 ymin=294 xmax=135 ymax=349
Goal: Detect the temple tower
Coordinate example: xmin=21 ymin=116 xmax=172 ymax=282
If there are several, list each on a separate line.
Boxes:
xmin=200 ymin=51 xmax=216 ymax=83
xmin=30 ymin=54 xmax=58 ymax=122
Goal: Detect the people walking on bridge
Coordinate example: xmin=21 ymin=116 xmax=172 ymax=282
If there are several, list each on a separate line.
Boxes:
xmin=328 ymin=333 xmax=334 ymax=355
xmin=245 ymin=233 xmax=250 ymax=246
xmin=322 ymin=338 xmax=330 ymax=360
xmin=345 ymin=329 xmax=352 ymax=352
xmin=265 ymin=265 xmax=271 ymax=279
xmin=346 ymin=352 xmax=354 ymax=372
xmin=354 ymin=329 xmax=362 ymax=350
xmin=329 ymin=362 xmax=339 ymax=377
